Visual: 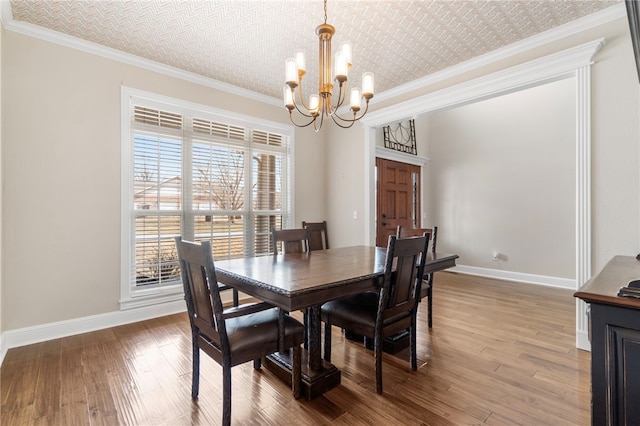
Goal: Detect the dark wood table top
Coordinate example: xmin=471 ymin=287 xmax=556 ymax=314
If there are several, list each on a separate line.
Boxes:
xmin=574 ymin=255 xmax=640 ymax=310
xmin=215 ymin=245 xmax=458 ymax=312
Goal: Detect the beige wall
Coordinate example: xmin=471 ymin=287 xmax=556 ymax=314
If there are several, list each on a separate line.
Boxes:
xmin=1 ymin=31 xmax=324 ymax=330
xmin=426 ymin=78 xmax=576 ymax=278
xmin=590 ymin=21 xmax=640 ymax=272
xmin=2 ymin=12 xmax=640 ymax=335
xmin=325 ymin=123 xmax=367 ymax=247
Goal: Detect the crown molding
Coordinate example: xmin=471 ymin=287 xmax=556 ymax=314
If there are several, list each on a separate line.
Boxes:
xmin=0 ymin=1 xmax=281 ymax=108
xmin=374 ymin=3 xmax=625 ymax=103
xmin=361 ymin=37 xmax=604 ymax=126
xmin=1 ymin=2 xmax=625 ymax=111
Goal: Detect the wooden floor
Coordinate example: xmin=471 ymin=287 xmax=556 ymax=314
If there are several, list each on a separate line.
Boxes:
xmin=1 ymin=272 xmax=591 ymax=425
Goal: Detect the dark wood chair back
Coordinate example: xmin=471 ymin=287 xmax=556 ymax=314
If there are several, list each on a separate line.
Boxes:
xmin=379 ymin=235 xmax=430 ymax=325
xmin=397 ymin=225 xmax=437 ymax=256
xmin=175 ymin=237 xmax=304 ymax=425
xmin=176 ymin=238 xmax=227 ymax=353
xmin=396 ymin=225 xmax=439 ymax=328
xmin=302 ymin=220 xmax=329 ymax=250
xmin=272 ymin=228 xmax=310 ymax=254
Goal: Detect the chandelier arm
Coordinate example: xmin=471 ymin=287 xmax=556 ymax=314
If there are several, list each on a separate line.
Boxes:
xmin=334 ymin=81 xmax=347 ymax=110
xmin=329 ymin=99 xmax=371 ymax=124
xmin=295 ymin=78 xmax=314 ymax=111
xmin=288 ymin=111 xmax=318 ymax=128
xmin=292 ymin=94 xmax=318 ymax=118
xmin=313 ymin=108 xmax=326 ymax=132
xmin=329 ymin=113 xmax=358 ymax=129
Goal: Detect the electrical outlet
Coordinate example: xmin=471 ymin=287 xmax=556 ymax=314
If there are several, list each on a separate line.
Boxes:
xmin=492 ymin=251 xmax=499 ymax=261
xmin=353 ymin=211 xmax=358 ymax=220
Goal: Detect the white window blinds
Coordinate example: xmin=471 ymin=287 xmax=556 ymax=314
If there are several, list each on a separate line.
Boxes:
xmin=124 ymin=97 xmax=291 ymax=306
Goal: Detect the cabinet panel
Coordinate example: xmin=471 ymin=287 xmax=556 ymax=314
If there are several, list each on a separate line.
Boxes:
xmin=608 ymin=325 xmax=640 ymax=424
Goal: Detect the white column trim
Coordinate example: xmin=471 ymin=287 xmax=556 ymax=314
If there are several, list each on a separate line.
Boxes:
xmin=575 ymin=66 xmax=593 ymax=351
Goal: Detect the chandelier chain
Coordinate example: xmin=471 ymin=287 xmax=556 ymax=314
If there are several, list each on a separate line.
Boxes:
xmin=324 ymin=0 xmax=327 ymax=24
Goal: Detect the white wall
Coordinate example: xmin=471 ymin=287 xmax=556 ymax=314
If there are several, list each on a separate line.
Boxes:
xmin=426 ymin=78 xmax=576 ymax=278
xmin=1 ymin=30 xmax=324 ymax=331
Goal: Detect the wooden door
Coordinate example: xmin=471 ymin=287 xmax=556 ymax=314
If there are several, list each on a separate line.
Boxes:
xmin=376 ymin=158 xmax=421 ymax=247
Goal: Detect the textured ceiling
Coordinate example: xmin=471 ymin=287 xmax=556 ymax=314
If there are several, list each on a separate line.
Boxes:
xmin=9 ymin=0 xmax=621 ymax=100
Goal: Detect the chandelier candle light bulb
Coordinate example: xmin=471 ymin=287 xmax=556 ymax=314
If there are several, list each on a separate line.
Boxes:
xmin=362 ymin=72 xmax=375 ymax=98
xmin=285 ymin=58 xmax=298 ymax=87
xmin=284 ymin=87 xmax=294 ymax=109
xmin=309 ymin=94 xmax=320 ymax=115
xmin=350 ymin=88 xmax=361 ymax=111
xmin=283 ymin=0 xmax=374 ymax=131
xmin=295 ymin=50 xmax=306 ymax=75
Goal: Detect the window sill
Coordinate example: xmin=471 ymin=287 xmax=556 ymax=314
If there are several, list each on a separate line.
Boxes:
xmin=120 ymin=284 xmax=184 ymax=310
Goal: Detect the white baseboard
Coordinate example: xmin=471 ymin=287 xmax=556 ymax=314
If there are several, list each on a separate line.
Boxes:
xmin=0 ymin=291 xmax=252 ymax=366
xmin=576 ymin=330 xmax=591 ymax=352
xmin=0 ymin=335 xmax=4 ymax=368
xmin=0 ymin=300 xmax=186 ymax=366
xmin=451 ymin=264 xmax=576 ymax=290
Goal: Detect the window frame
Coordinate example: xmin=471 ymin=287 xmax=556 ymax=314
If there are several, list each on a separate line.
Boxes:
xmin=120 ymin=87 xmax=295 ymax=310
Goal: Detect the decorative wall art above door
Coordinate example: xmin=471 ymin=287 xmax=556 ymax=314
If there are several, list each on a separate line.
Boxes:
xmin=383 ymin=119 xmax=417 ymax=155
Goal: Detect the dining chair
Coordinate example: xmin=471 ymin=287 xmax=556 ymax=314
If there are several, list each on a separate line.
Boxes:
xmin=302 ymin=220 xmax=329 ymax=250
xmin=321 ymin=234 xmax=429 ymax=394
xmin=397 ymin=225 xmax=438 ymax=328
xmin=272 ymin=228 xmax=310 ymax=254
xmin=272 ymin=227 xmax=312 ymax=347
xmin=175 ymin=237 xmax=304 ymax=426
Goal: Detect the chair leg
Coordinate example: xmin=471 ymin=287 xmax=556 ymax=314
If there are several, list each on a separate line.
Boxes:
xmin=374 ymin=333 xmax=383 ymax=394
xmin=191 ymin=334 xmax=200 ymax=399
xmin=427 ymin=275 xmax=434 ymax=328
xmin=292 ymin=345 xmax=302 ymax=399
xmin=323 ymin=320 xmax=332 ymax=362
xmin=232 ymin=289 xmax=239 ymax=307
xmin=222 ymin=361 xmax=232 ymax=426
xmin=253 ymin=357 xmax=262 ymax=370
xmin=410 ymin=313 xmax=417 ymax=371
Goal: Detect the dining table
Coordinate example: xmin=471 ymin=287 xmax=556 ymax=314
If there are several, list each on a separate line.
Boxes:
xmin=215 ymin=245 xmax=458 ymax=399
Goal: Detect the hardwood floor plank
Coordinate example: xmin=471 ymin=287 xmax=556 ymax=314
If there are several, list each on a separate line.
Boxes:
xmin=0 ymin=272 xmax=592 ymax=425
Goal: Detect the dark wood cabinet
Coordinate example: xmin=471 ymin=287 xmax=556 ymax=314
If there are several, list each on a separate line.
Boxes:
xmin=575 ymin=256 xmax=640 ymax=425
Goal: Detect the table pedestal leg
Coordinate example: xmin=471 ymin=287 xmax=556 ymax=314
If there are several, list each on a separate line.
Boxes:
xmin=265 ymin=305 xmax=340 ymax=400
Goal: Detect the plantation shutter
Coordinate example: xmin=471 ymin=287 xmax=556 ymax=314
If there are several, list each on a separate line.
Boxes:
xmin=128 ymin=103 xmax=291 ymax=292
xmin=191 ymin=118 xmax=248 ymax=259
xmin=132 ymin=106 xmax=183 ymax=288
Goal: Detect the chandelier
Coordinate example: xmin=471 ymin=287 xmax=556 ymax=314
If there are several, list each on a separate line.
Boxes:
xmin=283 ymin=0 xmax=374 ymax=131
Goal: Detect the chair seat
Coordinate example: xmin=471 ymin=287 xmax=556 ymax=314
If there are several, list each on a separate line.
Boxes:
xmin=321 ymin=292 xmax=411 ymax=334
xmin=226 ymin=308 xmax=304 ymax=355
xmin=322 ymin=292 xmax=378 ymax=331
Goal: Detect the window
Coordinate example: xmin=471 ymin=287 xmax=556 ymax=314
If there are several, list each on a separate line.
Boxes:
xmin=121 ymin=88 xmax=293 ymax=309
